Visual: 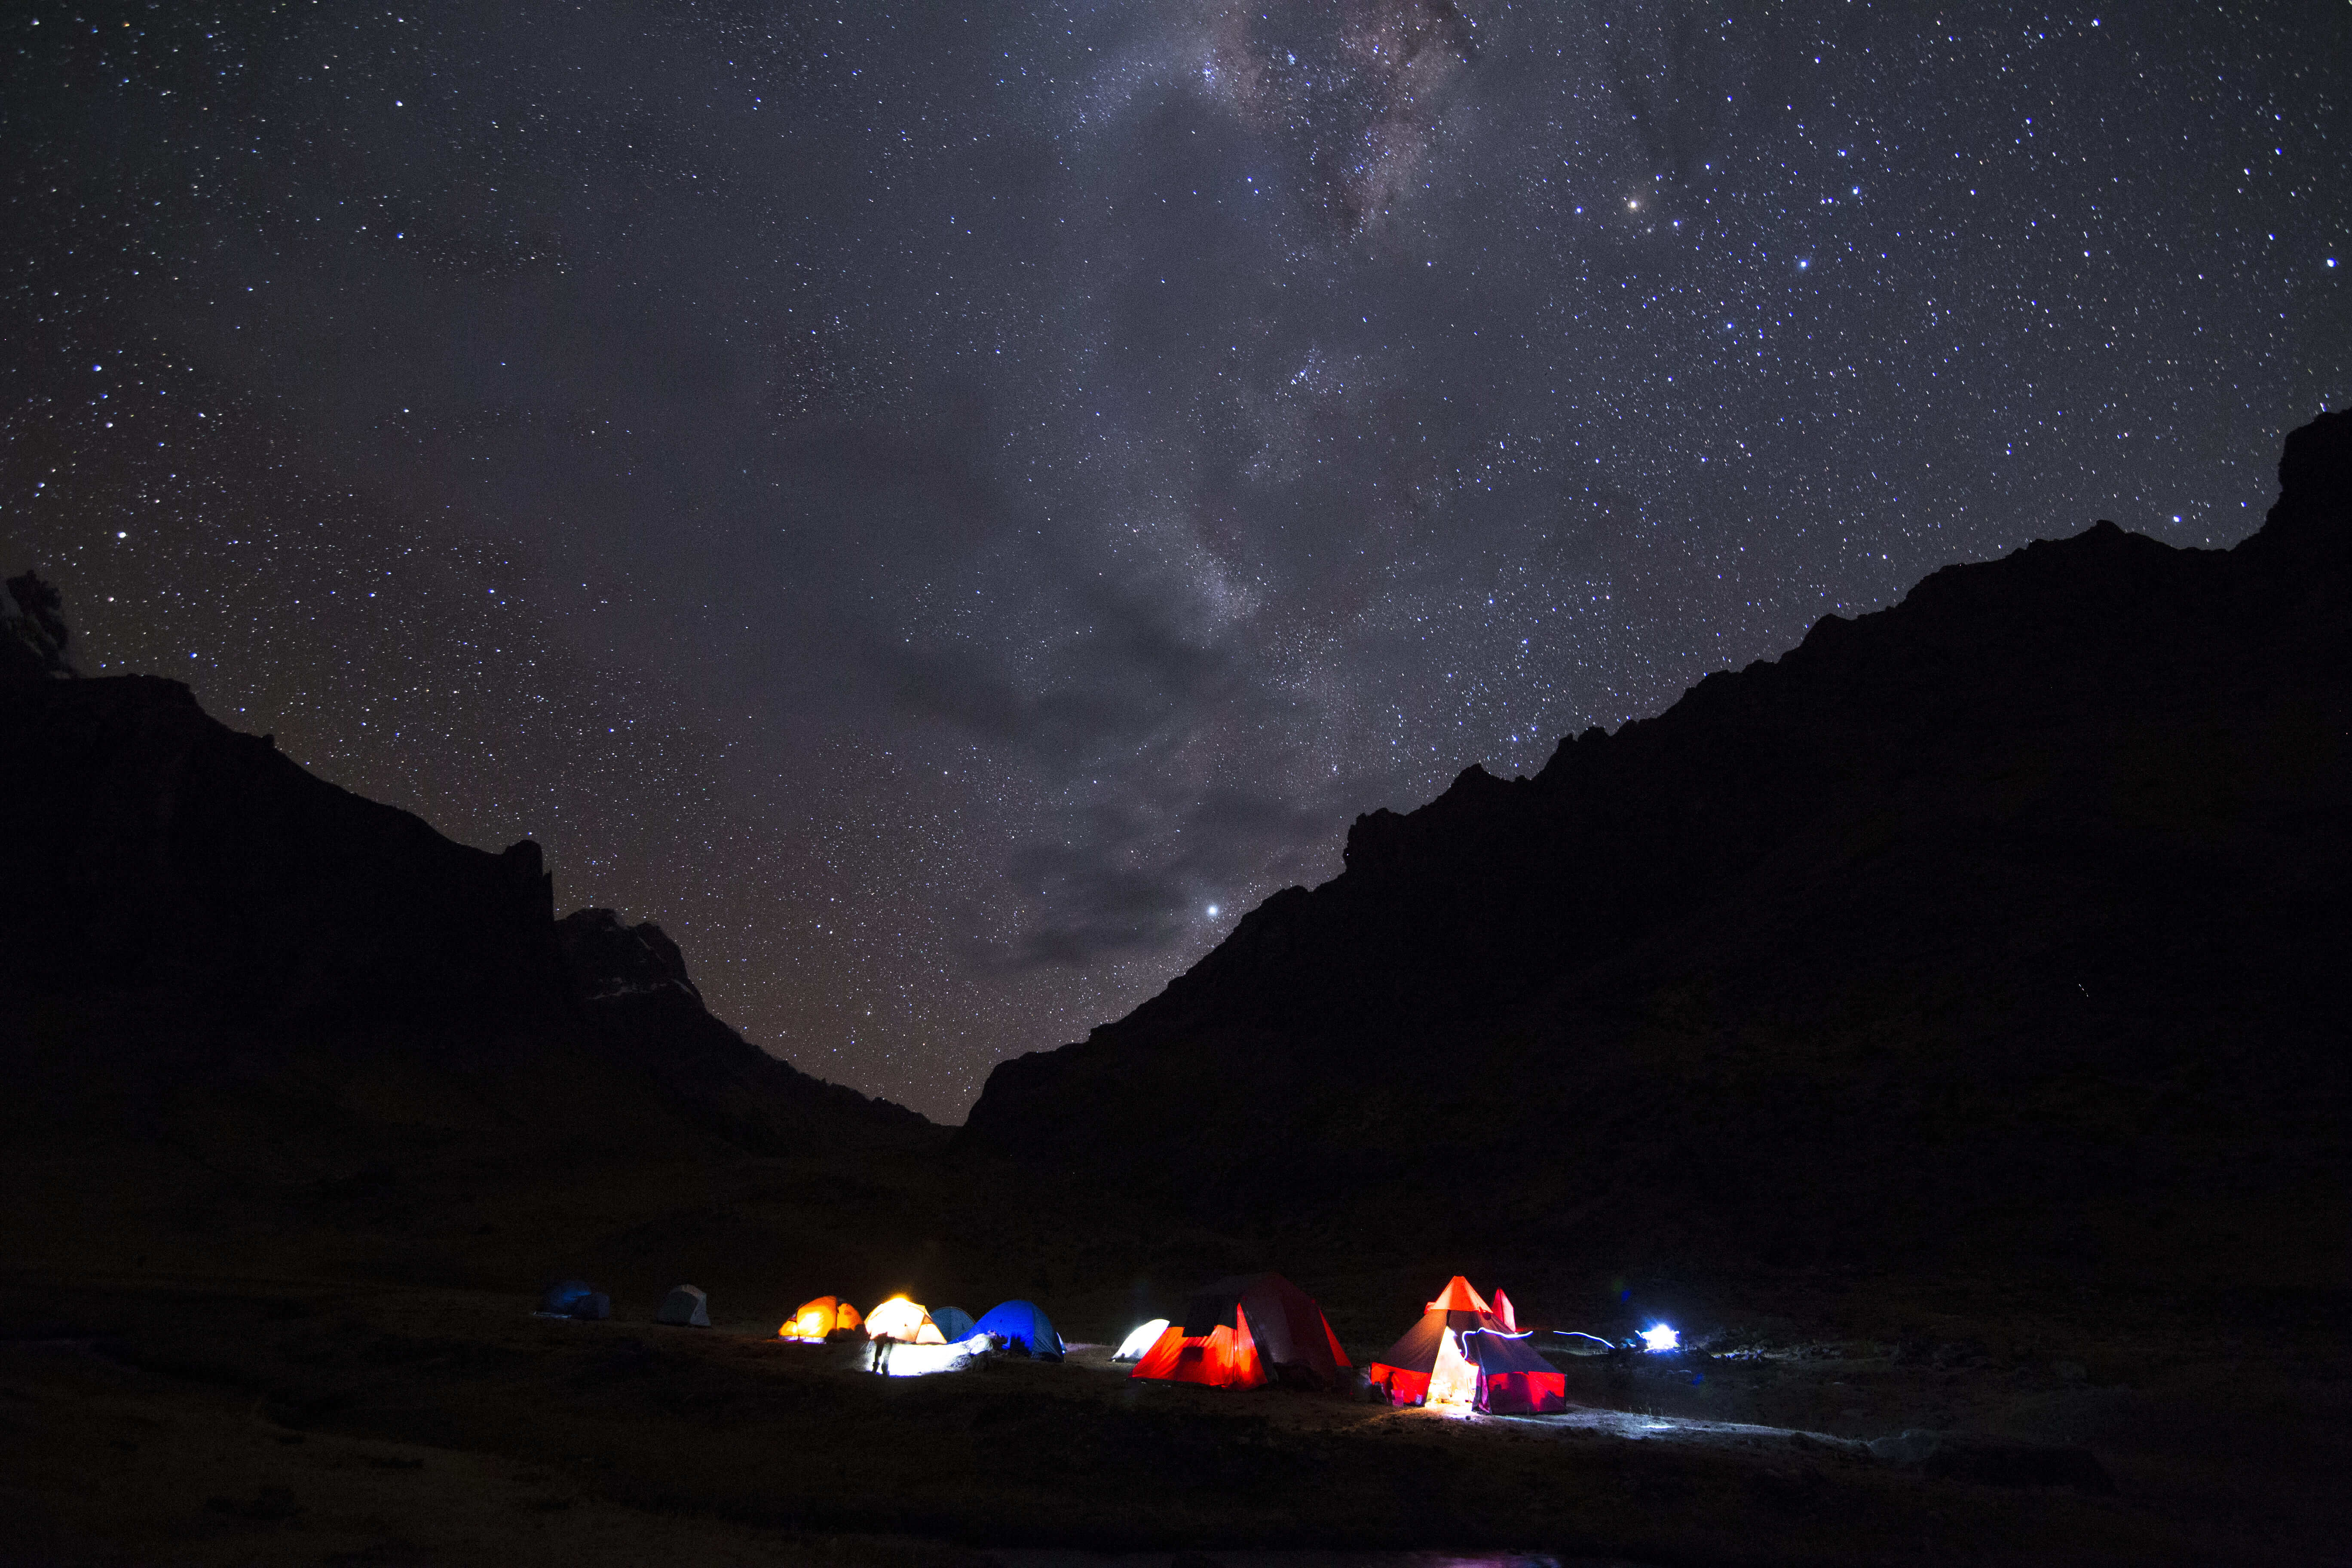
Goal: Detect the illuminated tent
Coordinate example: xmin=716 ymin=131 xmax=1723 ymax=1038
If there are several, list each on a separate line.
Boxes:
xmin=930 ymin=1306 xmax=976 ymax=1342
xmin=779 ymin=1295 xmax=864 ymax=1341
xmin=865 ymin=1295 xmax=948 ymax=1344
xmin=1129 ymin=1273 xmax=1350 ymax=1390
xmin=970 ymin=1299 xmax=1064 ymax=1360
xmin=1128 ymin=1309 xmax=1266 ymax=1388
xmin=1112 ymin=1318 xmax=1170 ymax=1361
xmin=1366 ymin=1277 xmax=1566 ymax=1414
xmin=539 ymin=1280 xmax=610 ymax=1320
xmin=655 ymin=1284 xmax=710 ymax=1327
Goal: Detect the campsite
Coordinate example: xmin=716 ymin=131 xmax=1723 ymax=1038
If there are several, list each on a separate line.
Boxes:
xmin=2 ymin=1113 xmax=2340 ymax=1566
xmin=12 ymin=2 xmax=2352 ymax=1559
xmin=6 ymin=412 xmax=2350 ymax=1561
xmin=0 ymin=1264 xmax=2254 ymax=1565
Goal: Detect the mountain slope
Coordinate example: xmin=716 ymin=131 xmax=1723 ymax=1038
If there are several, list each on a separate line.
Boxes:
xmin=963 ymin=411 xmax=2352 ymax=1282
xmin=0 ymin=661 xmax=931 ymax=1281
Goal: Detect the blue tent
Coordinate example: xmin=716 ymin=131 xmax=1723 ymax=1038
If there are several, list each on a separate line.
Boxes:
xmin=539 ymin=1280 xmax=610 ymax=1320
xmin=971 ymin=1300 xmax=1063 ymax=1360
xmin=931 ymin=1306 xmax=977 ymax=1342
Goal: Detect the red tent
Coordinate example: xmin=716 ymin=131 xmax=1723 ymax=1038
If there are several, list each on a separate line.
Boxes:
xmin=1127 ymin=1305 xmax=1268 ymax=1388
xmin=1129 ymin=1273 xmax=1350 ymax=1390
xmin=1366 ymin=1277 xmax=1566 ymax=1414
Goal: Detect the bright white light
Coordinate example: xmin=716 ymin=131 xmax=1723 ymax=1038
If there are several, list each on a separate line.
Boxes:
xmin=878 ymin=1333 xmax=991 ymax=1377
xmin=1427 ymin=1328 xmax=1479 ymax=1409
xmin=1113 ymin=1319 xmax=1170 ymax=1361
xmin=1206 ymin=904 xmax=1220 ymax=918
xmin=1640 ymin=1323 xmax=1681 ymax=1352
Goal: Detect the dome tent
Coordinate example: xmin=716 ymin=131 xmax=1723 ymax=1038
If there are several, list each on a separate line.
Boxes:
xmin=1366 ymin=1277 xmax=1565 ymax=1414
xmin=865 ymin=1295 xmax=947 ymax=1344
xmin=971 ymin=1299 xmax=1063 ymax=1360
xmin=1113 ymin=1318 xmax=1170 ymax=1361
xmin=1184 ymin=1273 xmax=1349 ymax=1387
xmin=538 ymin=1280 xmax=610 ymax=1320
xmin=1130 ymin=1311 xmax=1266 ymax=1388
xmin=929 ymin=1306 xmax=976 ymax=1342
xmin=656 ymin=1284 xmax=710 ymax=1327
xmin=780 ymin=1295 xmax=864 ymax=1341
xmin=1130 ymin=1273 xmax=1349 ymax=1390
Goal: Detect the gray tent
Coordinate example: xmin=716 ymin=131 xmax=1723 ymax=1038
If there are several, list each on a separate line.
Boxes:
xmin=656 ymin=1284 xmax=710 ymax=1327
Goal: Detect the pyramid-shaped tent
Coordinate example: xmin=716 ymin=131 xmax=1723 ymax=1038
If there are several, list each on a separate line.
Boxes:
xmin=1366 ymin=1277 xmax=1565 ymax=1414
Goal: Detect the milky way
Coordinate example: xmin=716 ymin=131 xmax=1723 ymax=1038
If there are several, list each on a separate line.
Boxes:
xmin=4 ymin=3 xmax=2346 ymax=1119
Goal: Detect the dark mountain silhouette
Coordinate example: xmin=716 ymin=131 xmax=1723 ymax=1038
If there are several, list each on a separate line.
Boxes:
xmin=964 ymin=410 xmax=2352 ymax=1280
xmin=556 ymin=906 xmax=930 ymax=1147
xmin=0 ymin=642 xmax=925 ymax=1185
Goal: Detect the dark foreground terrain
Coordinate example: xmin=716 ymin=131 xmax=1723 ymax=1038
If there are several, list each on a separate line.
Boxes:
xmin=5 ymin=1216 xmax=2346 ymax=1566
xmin=4 ymin=416 xmax=2349 ymax=1564
xmin=2 ymin=1074 xmax=2344 ymax=1565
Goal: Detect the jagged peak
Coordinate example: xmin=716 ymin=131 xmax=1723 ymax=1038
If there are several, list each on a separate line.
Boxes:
xmin=555 ymin=907 xmax=705 ymax=1006
xmin=2244 ymin=404 xmax=2352 ymax=564
xmin=2 ymin=570 xmax=77 ymax=681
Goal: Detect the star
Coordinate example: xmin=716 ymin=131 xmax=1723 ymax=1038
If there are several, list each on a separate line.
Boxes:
xmin=6 ymin=1 xmax=2344 ymax=1119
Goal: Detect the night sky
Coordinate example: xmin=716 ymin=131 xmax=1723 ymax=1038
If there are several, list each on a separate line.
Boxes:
xmin=4 ymin=3 xmax=2346 ymax=1121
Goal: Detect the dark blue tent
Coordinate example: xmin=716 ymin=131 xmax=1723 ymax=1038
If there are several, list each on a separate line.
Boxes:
xmin=931 ymin=1306 xmax=977 ymax=1342
xmin=539 ymin=1280 xmax=611 ymax=1320
xmin=971 ymin=1300 xmax=1063 ymax=1360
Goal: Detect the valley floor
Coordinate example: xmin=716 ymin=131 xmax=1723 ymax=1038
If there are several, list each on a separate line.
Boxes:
xmin=3 ymin=1266 xmax=2338 ymax=1566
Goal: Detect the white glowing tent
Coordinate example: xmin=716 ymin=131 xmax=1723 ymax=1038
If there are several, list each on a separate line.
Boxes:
xmin=1113 ymin=1318 xmax=1171 ymax=1361
xmin=865 ymin=1295 xmax=947 ymax=1344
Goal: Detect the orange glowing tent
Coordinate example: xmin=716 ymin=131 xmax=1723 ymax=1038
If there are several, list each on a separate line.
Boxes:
xmin=779 ymin=1295 xmax=864 ymax=1341
xmin=1366 ymin=1277 xmax=1566 ymax=1414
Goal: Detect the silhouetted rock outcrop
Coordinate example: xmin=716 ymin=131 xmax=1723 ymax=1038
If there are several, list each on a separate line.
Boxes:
xmin=3 ymin=570 xmax=78 ymax=680
xmin=559 ymin=909 xmax=706 ymax=1006
xmin=557 ymin=906 xmax=930 ymax=1145
xmin=964 ymin=410 xmax=2352 ymax=1279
